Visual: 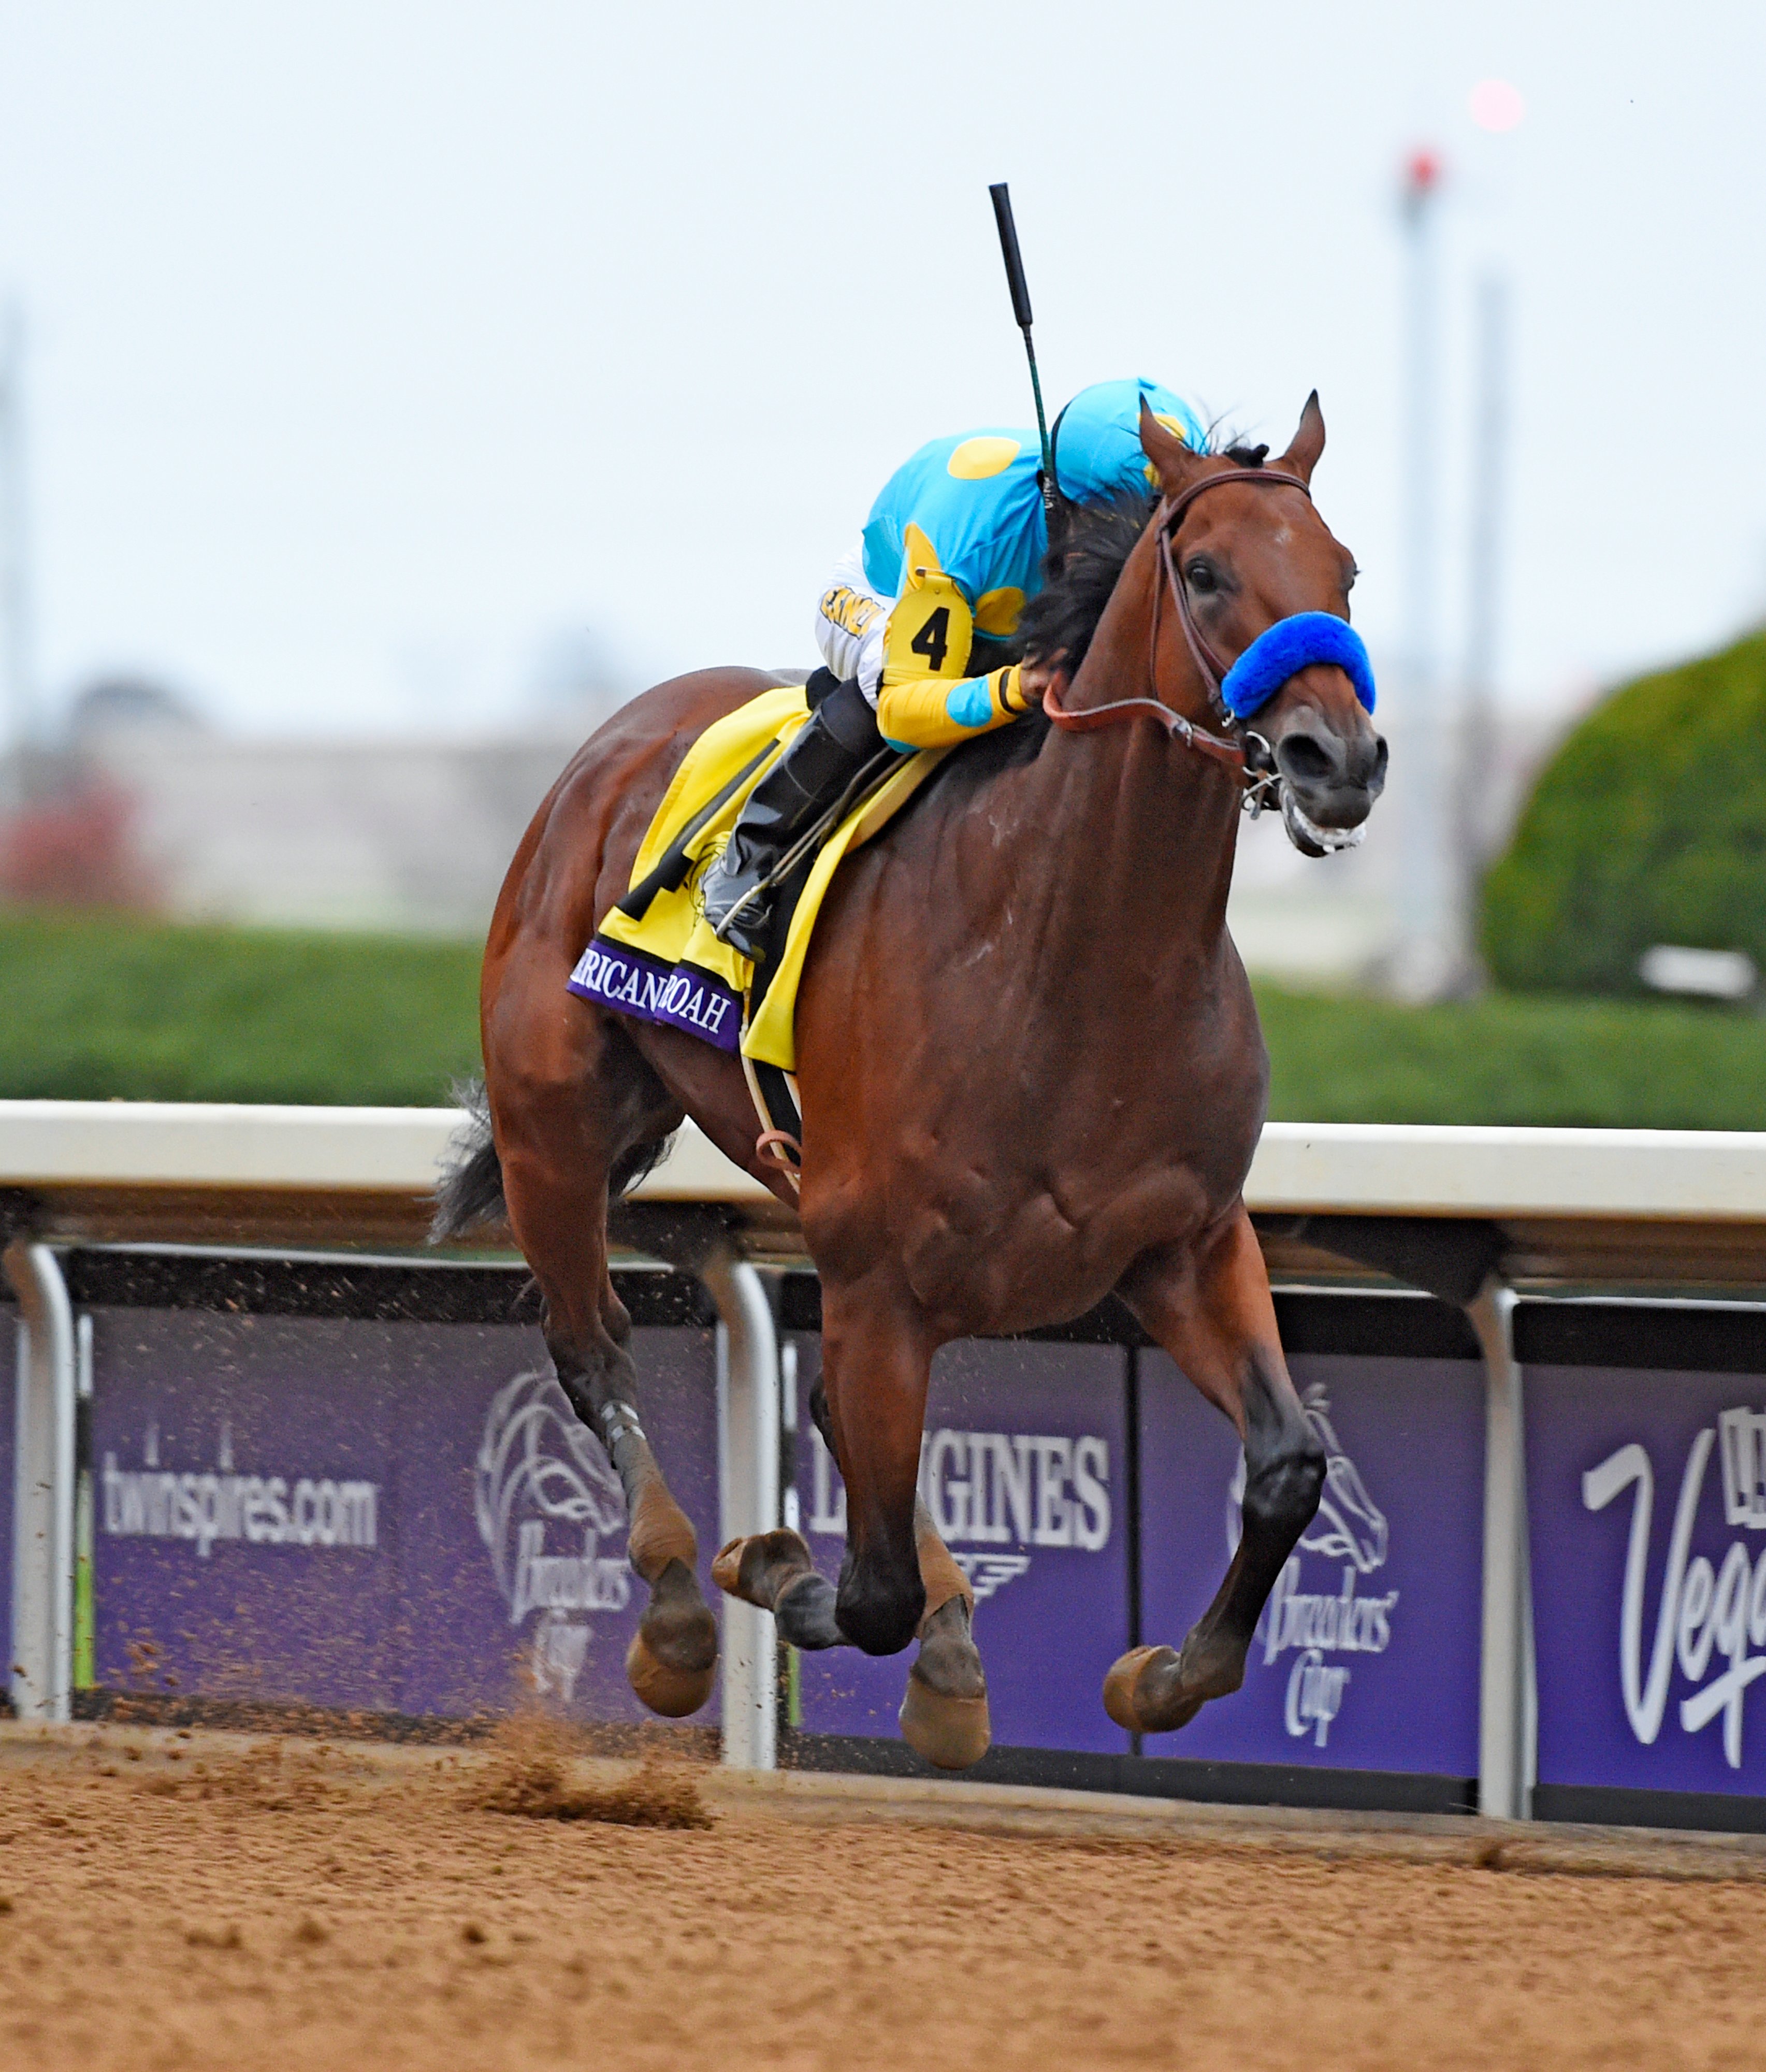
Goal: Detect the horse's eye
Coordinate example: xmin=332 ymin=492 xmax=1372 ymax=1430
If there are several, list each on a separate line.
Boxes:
xmin=1344 ymin=564 xmax=1360 ymax=593
xmin=1185 ymin=560 xmax=1218 ymax=596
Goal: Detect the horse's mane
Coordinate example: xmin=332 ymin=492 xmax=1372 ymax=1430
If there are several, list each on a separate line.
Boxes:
xmin=942 ymin=440 xmax=1270 ymax=783
xmin=1017 ymin=440 xmax=1271 ymax=677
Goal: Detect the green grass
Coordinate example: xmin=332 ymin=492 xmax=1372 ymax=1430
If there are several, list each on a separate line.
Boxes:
xmin=0 ymin=912 xmax=1761 ymax=1128
xmin=1258 ymin=983 xmax=1766 ymax=1130
xmin=0 ymin=911 xmax=483 ymax=1107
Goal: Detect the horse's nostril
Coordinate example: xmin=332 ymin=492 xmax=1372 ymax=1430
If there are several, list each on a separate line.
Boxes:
xmin=1275 ymin=733 xmax=1338 ymax=786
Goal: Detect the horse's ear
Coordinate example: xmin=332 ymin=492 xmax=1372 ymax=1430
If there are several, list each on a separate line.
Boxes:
xmin=1139 ymin=396 xmax=1207 ymax=493
xmin=1278 ymin=391 xmax=1326 ymax=484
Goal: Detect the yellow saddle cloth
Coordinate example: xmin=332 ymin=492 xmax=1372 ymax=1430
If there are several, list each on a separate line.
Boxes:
xmin=570 ymin=683 xmax=944 ymax=1074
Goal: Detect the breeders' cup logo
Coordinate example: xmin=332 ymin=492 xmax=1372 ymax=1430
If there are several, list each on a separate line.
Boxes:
xmin=1229 ymin=1387 xmax=1398 ymax=1748
xmin=1584 ymin=1407 xmax=1766 ymax=1773
xmin=474 ymin=1369 xmax=632 ymax=1704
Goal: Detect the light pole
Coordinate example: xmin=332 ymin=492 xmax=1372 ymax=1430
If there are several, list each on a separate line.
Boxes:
xmin=1391 ymin=149 xmax=1460 ymax=998
xmin=1459 ymin=272 xmax=1510 ymax=911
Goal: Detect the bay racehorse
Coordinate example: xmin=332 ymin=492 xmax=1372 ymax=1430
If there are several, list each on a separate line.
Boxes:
xmin=437 ymin=399 xmax=1386 ymax=1765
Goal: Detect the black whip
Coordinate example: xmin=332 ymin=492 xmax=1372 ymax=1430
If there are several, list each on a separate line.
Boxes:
xmin=988 ymin=182 xmax=1056 ymax=514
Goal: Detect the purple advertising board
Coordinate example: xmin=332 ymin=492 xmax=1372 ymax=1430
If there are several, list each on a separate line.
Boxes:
xmin=1138 ymin=1350 xmax=1484 ymax=1778
xmin=1529 ymin=1360 xmax=1766 ymax=1803
xmin=89 ymin=1308 xmax=720 ymax=1724
xmin=788 ymin=1337 xmax=1132 ymax=1754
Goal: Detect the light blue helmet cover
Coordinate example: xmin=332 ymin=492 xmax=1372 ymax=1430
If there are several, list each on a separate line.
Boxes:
xmin=1050 ymin=378 xmax=1207 ymax=504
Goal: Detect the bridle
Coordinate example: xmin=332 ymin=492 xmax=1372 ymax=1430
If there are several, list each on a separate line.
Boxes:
xmin=1041 ymin=465 xmax=1315 ymax=813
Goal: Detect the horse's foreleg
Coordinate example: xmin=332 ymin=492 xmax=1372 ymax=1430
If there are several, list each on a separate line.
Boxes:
xmin=1106 ymin=1206 xmax=1325 ymax=1736
xmin=898 ymin=1492 xmax=989 ymax=1769
xmin=711 ymin=1524 xmax=843 ymax=1649
xmin=713 ymin=1284 xmax=989 ymax=1767
xmin=712 ymin=1365 xmax=849 ymax=1649
xmin=827 ymin=1284 xmax=989 ymax=1768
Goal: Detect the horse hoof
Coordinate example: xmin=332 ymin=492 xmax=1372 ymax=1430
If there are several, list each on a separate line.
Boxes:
xmin=899 ymin=1665 xmax=991 ymax=1771
xmin=626 ymin=1626 xmax=716 ymax=1718
xmin=625 ymin=1556 xmax=719 ymax=1719
xmin=711 ymin=1527 xmax=816 ymax=1609
xmin=1103 ymin=1645 xmax=1165 ymax=1730
xmin=1102 ymin=1644 xmax=1204 ymax=1735
xmin=710 ymin=1537 xmax=744 ymax=1596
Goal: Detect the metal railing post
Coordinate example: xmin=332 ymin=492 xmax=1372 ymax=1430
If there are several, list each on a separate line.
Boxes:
xmin=6 ymin=1240 xmax=75 ymax=1722
xmin=1467 ymin=1274 xmax=1535 ymax=1820
xmin=701 ymin=1246 xmax=779 ymax=1771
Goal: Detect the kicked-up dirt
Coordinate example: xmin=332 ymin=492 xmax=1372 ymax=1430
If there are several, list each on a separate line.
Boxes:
xmin=4 ymin=1720 xmax=1766 ymax=2070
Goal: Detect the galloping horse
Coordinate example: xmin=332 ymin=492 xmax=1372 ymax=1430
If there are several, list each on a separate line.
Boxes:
xmin=438 ymin=400 xmax=1387 ymax=1765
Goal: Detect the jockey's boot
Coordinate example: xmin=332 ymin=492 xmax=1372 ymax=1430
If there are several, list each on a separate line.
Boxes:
xmin=703 ymin=672 xmax=885 ymax=963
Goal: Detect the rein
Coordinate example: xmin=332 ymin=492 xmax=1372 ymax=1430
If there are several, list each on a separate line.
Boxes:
xmin=1041 ymin=465 xmax=1314 ymax=796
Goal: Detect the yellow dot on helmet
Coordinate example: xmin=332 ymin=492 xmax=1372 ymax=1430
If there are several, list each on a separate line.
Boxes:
xmin=1144 ymin=412 xmax=1198 ymax=485
xmin=947 ymin=436 xmax=1022 ymax=481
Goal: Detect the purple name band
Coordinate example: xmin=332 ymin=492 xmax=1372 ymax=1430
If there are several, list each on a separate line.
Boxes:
xmin=567 ymin=938 xmax=744 ymax=1054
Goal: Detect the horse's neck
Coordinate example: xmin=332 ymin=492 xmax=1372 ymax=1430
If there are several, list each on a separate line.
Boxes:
xmin=1009 ymin=542 xmax=1243 ymax=985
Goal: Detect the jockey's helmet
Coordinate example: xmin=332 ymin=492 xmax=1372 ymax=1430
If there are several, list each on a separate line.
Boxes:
xmin=1050 ymin=378 xmax=1207 ymax=505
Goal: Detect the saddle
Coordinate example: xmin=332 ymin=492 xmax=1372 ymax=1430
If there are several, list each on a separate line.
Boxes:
xmin=568 ymin=683 xmax=946 ymax=1176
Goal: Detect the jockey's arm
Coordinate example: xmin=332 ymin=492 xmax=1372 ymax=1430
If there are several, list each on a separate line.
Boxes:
xmin=814 ymin=523 xmax=1041 ymax=753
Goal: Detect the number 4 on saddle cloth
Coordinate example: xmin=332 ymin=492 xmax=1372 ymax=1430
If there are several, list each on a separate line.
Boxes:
xmin=567 ymin=683 xmax=948 ymax=1172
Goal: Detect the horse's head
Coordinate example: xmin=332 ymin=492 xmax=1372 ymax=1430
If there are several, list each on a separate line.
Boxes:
xmin=1140 ymin=397 xmax=1387 ymax=855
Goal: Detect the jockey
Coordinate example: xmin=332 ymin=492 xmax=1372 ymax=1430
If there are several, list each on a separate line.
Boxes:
xmin=703 ymin=377 xmax=1208 ymax=958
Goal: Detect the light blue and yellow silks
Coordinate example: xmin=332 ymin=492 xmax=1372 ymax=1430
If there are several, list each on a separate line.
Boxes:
xmin=592 ymin=685 xmax=946 ymax=1073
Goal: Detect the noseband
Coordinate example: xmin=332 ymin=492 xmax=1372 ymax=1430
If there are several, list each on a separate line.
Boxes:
xmin=1041 ymin=466 xmax=1342 ymax=809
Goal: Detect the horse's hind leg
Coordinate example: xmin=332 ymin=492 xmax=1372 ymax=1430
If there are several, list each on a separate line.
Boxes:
xmin=1105 ymin=1207 xmax=1325 ymax=1736
xmin=714 ymin=1277 xmax=989 ymax=1768
xmin=487 ymin=996 xmax=718 ymax=1718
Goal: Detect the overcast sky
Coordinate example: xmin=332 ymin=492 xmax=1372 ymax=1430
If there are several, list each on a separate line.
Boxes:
xmin=3 ymin=1 xmax=1764 ymax=738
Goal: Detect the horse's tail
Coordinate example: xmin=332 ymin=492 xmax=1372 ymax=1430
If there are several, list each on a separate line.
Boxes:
xmin=430 ymin=1075 xmax=681 ymax=1242
xmin=430 ymin=1077 xmax=506 ymax=1241
xmin=607 ymin=1128 xmax=680 ymax=1200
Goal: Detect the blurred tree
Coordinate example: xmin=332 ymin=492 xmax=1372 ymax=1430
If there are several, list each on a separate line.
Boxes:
xmin=1481 ymin=630 xmax=1766 ymax=995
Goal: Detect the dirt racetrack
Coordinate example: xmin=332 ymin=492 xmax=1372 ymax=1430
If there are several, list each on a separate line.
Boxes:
xmin=6 ymin=1722 xmax=1766 ymax=2071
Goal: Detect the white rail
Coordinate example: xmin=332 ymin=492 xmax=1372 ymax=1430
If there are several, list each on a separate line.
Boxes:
xmin=1246 ymin=1123 xmax=1766 ymax=1221
xmin=0 ymin=1102 xmax=1760 ymax=1219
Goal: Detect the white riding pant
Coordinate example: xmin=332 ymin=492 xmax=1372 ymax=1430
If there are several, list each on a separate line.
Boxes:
xmin=813 ymin=539 xmax=889 ymax=706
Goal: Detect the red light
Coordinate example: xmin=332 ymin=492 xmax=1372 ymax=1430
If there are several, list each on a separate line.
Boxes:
xmin=1405 ymin=149 xmax=1442 ymax=194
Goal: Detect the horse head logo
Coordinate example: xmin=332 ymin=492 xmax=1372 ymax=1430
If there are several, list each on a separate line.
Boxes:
xmin=1227 ymin=1385 xmax=1388 ymax=1574
xmin=473 ymin=1368 xmax=628 ymax=1608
